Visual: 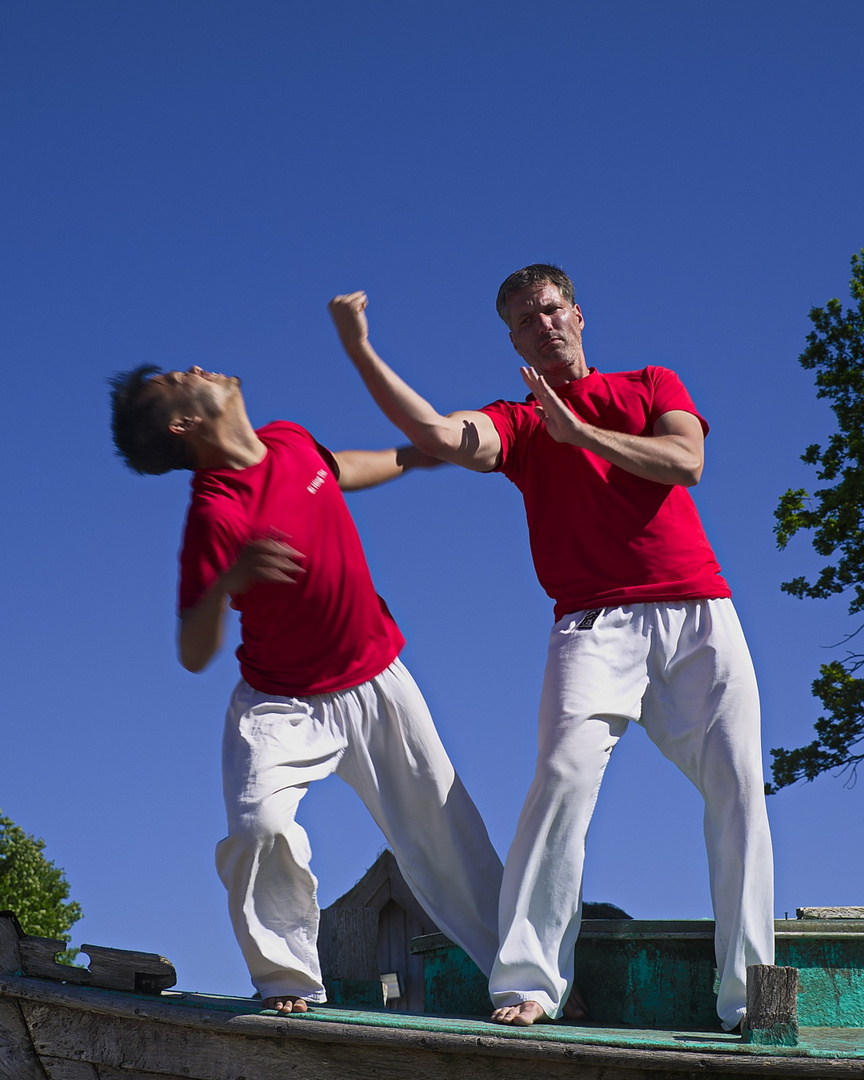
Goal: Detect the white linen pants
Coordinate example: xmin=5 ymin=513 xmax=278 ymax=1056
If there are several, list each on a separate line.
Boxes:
xmin=489 ymin=600 xmax=774 ymax=1030
xmin=216 ymin=658 xmax=502 ymax=1002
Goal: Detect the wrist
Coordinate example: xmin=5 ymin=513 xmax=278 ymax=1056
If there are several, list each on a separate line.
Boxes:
xmin=345 ymin=337 xmax=375 ymax=365
xmin=395 ymin=444 xmax=421 ymax=471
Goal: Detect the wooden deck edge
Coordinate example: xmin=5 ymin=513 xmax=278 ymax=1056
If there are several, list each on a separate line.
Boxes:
xmin=414 ymin=921 xmax=864 ymax=953
xmin=2 ymin=973 xmax=864 ymax=1077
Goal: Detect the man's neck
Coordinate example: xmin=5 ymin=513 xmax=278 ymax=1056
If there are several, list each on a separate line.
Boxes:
xmin=195 ymin=431 xmax=267 ymax=470
xmin=545 ymin=357 xmax=590 ymax=388
xmin=191 ymin=403 xmax=267 ymax=470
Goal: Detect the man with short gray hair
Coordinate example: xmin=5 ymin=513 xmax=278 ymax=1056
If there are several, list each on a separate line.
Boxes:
xmin=329 ymin=265 xmax=774 ymax=1031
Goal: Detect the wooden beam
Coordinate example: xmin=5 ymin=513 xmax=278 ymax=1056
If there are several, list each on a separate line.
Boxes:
xmin=81 ymin=944 xmax=176 ymax=993
xmin=17 ymin=936 xmax=176 ymax=993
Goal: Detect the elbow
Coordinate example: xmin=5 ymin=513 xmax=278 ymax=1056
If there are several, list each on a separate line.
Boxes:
xmin=177 ymin=634 xmax=213 ymax=673
xmin=678 ymin=459 xmax=703 ymax=487
xmin=415 ymin=416 xmax=483 ymax=464
xmin=179 ymin=650 xmax=207 ymax=674
xmin=181 ymin=658 xmax=205 ymax=674
xmin=413 ymin=428 xmax=456 ymax=461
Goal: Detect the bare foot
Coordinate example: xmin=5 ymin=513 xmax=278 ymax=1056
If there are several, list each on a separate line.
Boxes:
xmin=562 ymin=983 xmax=589 ymax=1022
xmin=262 ymin=995 xmax=309 ymax=1015
xmin=491 ymin=1000 xmax=548 ymax=1026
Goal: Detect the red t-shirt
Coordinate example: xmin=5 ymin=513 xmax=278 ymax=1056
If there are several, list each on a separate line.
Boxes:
xmin=481 ymin=366 xmax=731 ymax=621
xmin=178 ymin=421 xmax=404 ymax=696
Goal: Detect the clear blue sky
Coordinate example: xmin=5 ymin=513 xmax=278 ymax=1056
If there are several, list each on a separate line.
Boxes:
xmin=3 ymin=1 xmax=863 ymax=996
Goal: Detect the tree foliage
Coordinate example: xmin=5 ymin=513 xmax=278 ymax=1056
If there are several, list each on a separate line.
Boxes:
xmin=0 ymin=810 xmax=83 ymax=962
xmin=771 ymin=249 xmax=864 ymax=790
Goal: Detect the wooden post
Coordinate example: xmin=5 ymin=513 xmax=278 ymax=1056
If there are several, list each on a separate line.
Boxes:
xmin=318 ymin=907 xmax=383 ymax=1009
xmin=742 ymin=964 xmax=799 ymax=1046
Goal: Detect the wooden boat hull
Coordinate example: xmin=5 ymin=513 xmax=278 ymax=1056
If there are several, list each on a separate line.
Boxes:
xmin=3 ymin=971 xmax=864 ymax=1080
xmin=2 ymin=912 xmax=862 ymax=1079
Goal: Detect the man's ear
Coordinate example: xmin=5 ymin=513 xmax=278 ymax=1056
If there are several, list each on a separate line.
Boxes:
xmin=509 ymin=331 xmax=521 ymax=356
xmin=168 ymin=415 xmax=202 ymax=437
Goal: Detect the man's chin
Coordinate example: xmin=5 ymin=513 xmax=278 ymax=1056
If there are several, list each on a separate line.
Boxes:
xmin=535 ymin=358 xmax=583 ymax=385
xmin=534 ymin=354 xmax=571 ymax=375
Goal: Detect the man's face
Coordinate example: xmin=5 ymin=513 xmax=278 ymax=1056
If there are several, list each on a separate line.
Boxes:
xmin=506 ymin=283 xmax=587 ymax=386
xmin=145 ymin=366 xmax=241 ymax=422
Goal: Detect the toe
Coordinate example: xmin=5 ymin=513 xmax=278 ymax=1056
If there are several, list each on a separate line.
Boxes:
xmin=491 ymin=1001 xmax=547 ymax=1026
xmin=262 ymin=995 xmax=308 ymax=1015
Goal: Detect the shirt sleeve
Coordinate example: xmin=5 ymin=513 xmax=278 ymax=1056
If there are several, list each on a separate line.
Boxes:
xmin=479 ymin=399 xmax=528 ymax=473
xmin=268 ymin=419 xmax=339 ymax=476
xmin=311 ymin=438 xmax=338 ymax=476
xmin=178 ymin=503 xmax=247 ymax=613
xmin=648 ymin=367 xmax=710 ymax=436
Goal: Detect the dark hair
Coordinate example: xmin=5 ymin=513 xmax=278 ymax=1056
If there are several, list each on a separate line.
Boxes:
xmin=495 ymin=264 xmax=576 ymax=326
xmin=109 ymin=364 xmax=195 ymax=475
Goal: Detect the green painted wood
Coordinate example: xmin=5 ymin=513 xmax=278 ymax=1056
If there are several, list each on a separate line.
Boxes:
xmin=777 ymin=930 xmax=864 ymax=1028
xmin=414 ymin=920 xmax=864 ymax=1031
xmin=321 ymin=977 xmax=385 ymax=1008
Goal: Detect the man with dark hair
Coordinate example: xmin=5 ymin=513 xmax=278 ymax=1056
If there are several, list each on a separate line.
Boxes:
xmin=109 ymin=364 xmax=502 ymax=1014
xmin=328 ymin=266 xmax=774 ymax=1031
xmin=110 ymin=364 xmax=197 ymax=474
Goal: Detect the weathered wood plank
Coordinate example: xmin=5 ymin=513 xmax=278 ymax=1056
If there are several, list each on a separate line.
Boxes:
xmin=797 ymin=907 xmax=864 ymax=920
xmin=0 ymin=998 xmax=48 ymax=1080
xmin=43 ymin=1066 xmax=188 ymax=1080
xmin=18 ymin=938 xmax=90 ymax=985
xmin=40 ymin=1059 xmax=100 ymax=1079
xmin=80 ymin=944 xmax=176 ymax=994
xmin=318 ymin=906 xmax=384 ymax=1006
xmin=3 ymin=971 xmax=864 ymax=1079
xmin=19 ymin=1000 xmax=860 ymax=1080
xmin=0 ymin=912 xmax=23 ymax=975
xmin=42 ymin=1059 xmax=189 ymax=1080
xmin=2 ymin=986 xmax=860 ymax=1079
xmin=318 ymin=907 xmax=378 ymax=980
xmin=17 ymin=937 xmax=176 ymax=993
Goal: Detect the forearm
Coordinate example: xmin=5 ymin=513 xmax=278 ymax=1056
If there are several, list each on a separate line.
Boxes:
xmin=178 ymin=538 xmax=304 ymax=672
xmin=333 ymin=446 xmax=442 ymax=491
xmin=343 ymin=339 xmax=466 ymax=459
xmin=573 ymin=425 xmax=703 ymax=486
xmin=524 ymin=369 xmax=703 ymax=486
xmin=329 ymin=292 xmax=501 ymax=471
xmin=178 ymin=582 xmax=229 ymax=672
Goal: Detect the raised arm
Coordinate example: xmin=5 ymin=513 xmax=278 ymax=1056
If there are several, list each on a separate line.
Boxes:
xmin=178 ymin=538 xmax=305 ymax=672
xmin=331 ymin=445 xmax=445 ymax=491
xmin=328 ymin=292 xmax=502 ymax=473
xmin=522 ymin=366 xmax=704 ymax=487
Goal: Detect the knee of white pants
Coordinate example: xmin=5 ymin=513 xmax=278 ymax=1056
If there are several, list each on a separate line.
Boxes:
xmin=230 ymin=790 xmax=310 ymax=855
xmin=537 ymin=713 xmax=625 ymax=784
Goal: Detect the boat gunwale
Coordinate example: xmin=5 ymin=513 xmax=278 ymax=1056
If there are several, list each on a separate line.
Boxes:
xmin=3 ymin=971 xmax=864 ymax=1077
